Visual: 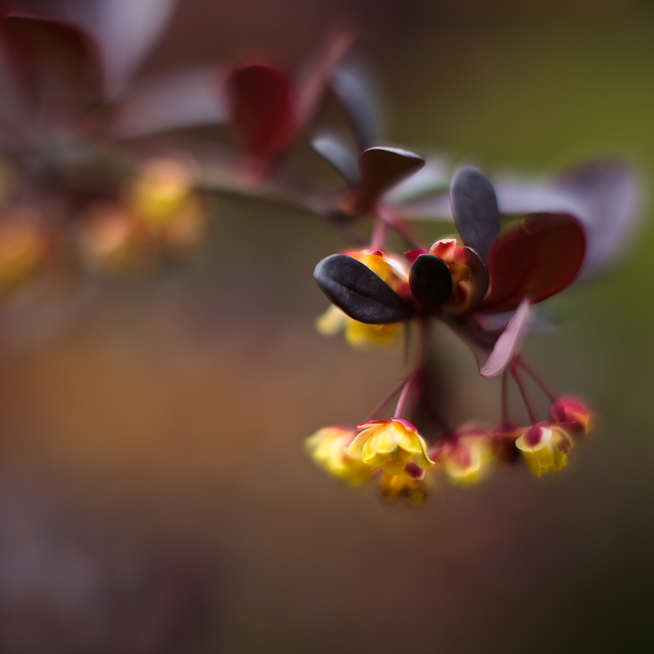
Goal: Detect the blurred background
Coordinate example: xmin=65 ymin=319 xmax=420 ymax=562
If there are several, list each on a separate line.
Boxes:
xmin=1 ymin=0 xmax=653 ymax=651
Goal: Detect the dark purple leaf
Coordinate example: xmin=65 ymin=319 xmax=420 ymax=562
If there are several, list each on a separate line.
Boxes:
xmin=312 ymin=132 xmax=359 ymax=186
xmin=314 ymin=254 xmax=415 ymax=324
xmin=114 ymin=66 xmax=226 ymax=137
xmin=450 ymin=166 xmax=500 ymax=264
xmin=330 ymin=61 xmax=378 ymax=151
xmin=357 ymin=146 xmax=424 ymax=212
xmin=480 ymin=299 xmax=531 ymax=378
xmin=409 ymin=254 xmax=452 ymax=310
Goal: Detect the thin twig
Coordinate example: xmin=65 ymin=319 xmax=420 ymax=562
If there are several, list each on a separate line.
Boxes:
xmin=517 ymin=357 xmax=557 ymax=402
xmin=510 ymin=365 xmax=539 ymax=425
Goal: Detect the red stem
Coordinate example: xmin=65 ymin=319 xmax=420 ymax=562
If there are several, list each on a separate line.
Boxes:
xmin=369 ymin=214 xmax=390 ymax=251
xmin=364 ymin=377 xmax=406 ymax=422
xmin=377 ymin=207 xmax=426 ymax=251
xmin=516 ymin=357 xmax=557 ymax=402
xmin=510 ymin=365 xmax=539 ymax=425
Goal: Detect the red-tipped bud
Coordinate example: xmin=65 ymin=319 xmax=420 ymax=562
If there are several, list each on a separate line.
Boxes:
xmin=425 ymin=238 xmax=488 ymax=313
xmin=429 ymin=238 xmax=462 ymax=261
xmin=549 ymin=396 xmax=591 ymax=435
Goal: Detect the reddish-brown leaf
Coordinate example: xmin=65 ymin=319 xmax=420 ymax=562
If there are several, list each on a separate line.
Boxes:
xmin=1 ymin=13 xmax=103 ymax=102
xmin=226 ymin=62 xmax=298 ymax=161
xmin=480 ymin=213 xmax=586 ymax=313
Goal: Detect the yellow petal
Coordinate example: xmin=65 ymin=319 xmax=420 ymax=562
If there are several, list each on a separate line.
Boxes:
xmin=316 ymin=305 xmax=347 ymax=336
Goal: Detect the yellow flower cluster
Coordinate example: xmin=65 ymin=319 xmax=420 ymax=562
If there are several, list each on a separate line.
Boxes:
xmin=307 ymin=404 xmax=591 ymax=503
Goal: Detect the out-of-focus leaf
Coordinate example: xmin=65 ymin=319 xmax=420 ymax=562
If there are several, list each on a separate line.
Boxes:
xmin=391 ymin=189 xmax=452 ymax=221
xmin=1 ymin=13 xmax=103 ymax=102
xmin=114 ymin=66 xmax=226 ymax=137
xmin=312 ymin=132 xmax=359 ymax=186
xmin=450 ymin=166 xmax=500 ymax=264
xmin=409 ymin=254 xmax=452 ymax=310
xmin=12 ymin=0 xmax=177 ymax=97
xmin=480 ymin=299 xmax=531 ymax=378
xmin=474 ymin=309 xmax=556 ymax=334
xmin=494 ymin=160 xmax=639 ymax=278
xmin=357 ymin=146 xmax=424 ymax=212
xmin=314 ymin=254 xmax=415 ymax=324
xmin=226 ymin=62 xmax=298 ymax=161
xmin=553 ymin=161 xmax=639 ymax=277
xmin=384 ymin=155 xmax=451 ymax=205
xmin=330 ymin=61 xmax=379 ymax=151
xmin=481 ymin=213 xmax=586 ymax=313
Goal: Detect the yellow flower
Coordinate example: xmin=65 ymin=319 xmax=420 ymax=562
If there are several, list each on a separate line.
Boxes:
xmin=128 ymin=157 xmax=206 ymax=247
xmin=316 ymin=249 xmax=408 ymax=348
xmin=129 ymin=158 xmax=194 ymax=226
xmin=434 ymin=425 xmax=493 ymax=485
xmin=305 ymin=426 xmax=372 ymax=485
xmin=316 ymin=305 xmax=402 ymax=348
xmin=515 ymin=424 xmax=573 ymax=476
xmin=346 ymin=419 xmax=434 ymax=476
xmin=378 ymin=462 xmax=432 ymax=504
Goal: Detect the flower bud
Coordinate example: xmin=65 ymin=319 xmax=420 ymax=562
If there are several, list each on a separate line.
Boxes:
xmin=428 ymin=238 xmax=485 ymax=312
xmin=549 ymin=396 xmax=590 ymax=435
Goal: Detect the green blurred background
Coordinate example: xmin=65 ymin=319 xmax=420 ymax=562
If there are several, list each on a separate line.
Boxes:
xmin=2 ymin=0 xmax=654 ymax=651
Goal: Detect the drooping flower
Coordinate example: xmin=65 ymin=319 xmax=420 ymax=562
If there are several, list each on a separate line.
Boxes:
xmin=549 ymin=396 xmax=591 ymax=435
xmin=305 ymin=426 xmax=372 ymax=485
xmin=378 ymin=462 xmax=432 ymax=504
xmin=316 ymin=305 xmax=402 ymax=348
xmin=432 ymin=424 xmax=493 ymax=484
xmin=515 ymin=423 xmax=573 ymax=476
xmin=346 ymin=419 xmax=434 ymax=476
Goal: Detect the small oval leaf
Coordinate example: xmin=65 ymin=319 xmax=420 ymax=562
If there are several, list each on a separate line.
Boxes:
xmin=357 ymin=146 xmax=425 ymax=212
xmin=312 ymin=132 xmax=359 ymax=186
xmin=314 ymin=254 xmax=415 ymax=324
xmin=226 ymin=62 xmax=297 ymax=161
xmin=330 ymin=62 xmax=377 ymax=151
xmin=481 ymin=213 xmax=586 ymax=313
xmin=450 ymin=166 xmax=500 ymax=263
xmin=409 ymin=254 xmax=452 ymax=310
